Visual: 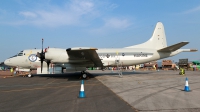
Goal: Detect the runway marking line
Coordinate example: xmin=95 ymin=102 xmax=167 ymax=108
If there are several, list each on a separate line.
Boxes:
xmin=0 ymin=76 xmax=14 ymax=78
xmin=43 ymin=79 xmax=57 ymax=87
xmin=1 ymin=84 xmax=99 ymax=93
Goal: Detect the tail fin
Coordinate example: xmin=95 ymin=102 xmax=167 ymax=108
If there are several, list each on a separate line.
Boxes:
xmin=125 ymin=22 xmax=167 ymax=49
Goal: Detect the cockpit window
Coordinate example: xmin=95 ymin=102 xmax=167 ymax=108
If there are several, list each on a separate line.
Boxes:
xmin=9 ymin=55 xmax=17 ymax=58
xmin=17 ymin=50 xmax=24 ymax=56
xmin=18 ymin=52 xmax=23 ymax=56
xmin=9 ymin=50 xmax=24 ymax=58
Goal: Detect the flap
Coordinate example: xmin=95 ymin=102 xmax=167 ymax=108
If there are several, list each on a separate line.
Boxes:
xmin=66 ymin=48 xmax=103 ymax=67
xmin=158 ymin=42 xmax=189 ymax=52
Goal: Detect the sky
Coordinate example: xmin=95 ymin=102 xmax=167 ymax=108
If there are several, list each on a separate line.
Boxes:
xmin=0 ymin=0 xmax=200 ymax=62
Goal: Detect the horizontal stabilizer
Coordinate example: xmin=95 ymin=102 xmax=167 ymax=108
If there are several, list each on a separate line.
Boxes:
xmin=158 ymin=42 xmax=189 ymax=52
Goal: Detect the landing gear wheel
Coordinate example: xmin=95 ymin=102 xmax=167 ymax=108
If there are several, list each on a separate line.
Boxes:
xmin=82 ymin=73 xmax=87 ymax=79
xmin=81 ymin=71 xmax=88 ymax=79
xmin=28 ymin=74 xmax=32 ymax=78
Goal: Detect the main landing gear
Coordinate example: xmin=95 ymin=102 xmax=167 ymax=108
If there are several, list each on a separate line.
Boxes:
xmin=28 ymin=70 xmax=32 ymax=78
xmin=28 ymin=73 xmax=32 ymax=78
xmin=81 ymin=71 xmax=88 ymax=79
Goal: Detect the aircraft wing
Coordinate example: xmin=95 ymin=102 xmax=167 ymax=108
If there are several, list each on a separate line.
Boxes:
xmin=158 ymin=42 xmax=189 ymax=52
xmin=66 ymin=47 xmax=103 ymax=67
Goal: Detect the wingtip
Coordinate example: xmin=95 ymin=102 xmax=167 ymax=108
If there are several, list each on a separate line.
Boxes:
xmin=183 ymin=41 xmax=189 ymax=43
xmin=90 ymin=47 xmax=98 ymax=50
xmin=190 ymin=49 xmax=198 ymax=52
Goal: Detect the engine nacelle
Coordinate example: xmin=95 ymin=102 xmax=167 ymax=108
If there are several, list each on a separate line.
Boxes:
xmin=45 ymin=48 xmax=69 ymax=63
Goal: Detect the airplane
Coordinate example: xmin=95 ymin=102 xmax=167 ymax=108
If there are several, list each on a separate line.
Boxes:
xmin=4 ymin=22 xmax=197 ymax=78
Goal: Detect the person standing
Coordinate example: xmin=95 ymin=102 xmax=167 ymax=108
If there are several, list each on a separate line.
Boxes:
xmin=10 ymin=68 xmax=13 ymax=76
xmin=16 ymin=66 xmax=19 ymax=75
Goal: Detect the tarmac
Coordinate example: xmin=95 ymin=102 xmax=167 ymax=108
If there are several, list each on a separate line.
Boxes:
xmin=90 ymin=70 xmax=200 ymax=112
xmin=0 ymin=71 xmax=134 ymax=112
xmin=0 ymin=70 xmax=200 ymax=112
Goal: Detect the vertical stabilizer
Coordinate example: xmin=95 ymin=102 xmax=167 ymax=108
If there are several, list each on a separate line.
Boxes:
xmin=126 ymin=22 xmax=167 ymax=49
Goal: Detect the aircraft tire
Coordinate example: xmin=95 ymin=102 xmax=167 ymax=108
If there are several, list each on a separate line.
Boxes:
xmin=82 ymin=73 xmax=87 ymax=79
xmin=28 ymin=74 xmax=32 ymax=78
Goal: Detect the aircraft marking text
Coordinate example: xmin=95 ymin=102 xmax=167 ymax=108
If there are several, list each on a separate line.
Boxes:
xmin=134 ymin=54 xmax=148 ymax=57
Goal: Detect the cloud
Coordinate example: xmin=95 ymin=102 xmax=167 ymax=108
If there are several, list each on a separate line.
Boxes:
xmin=15 ymin=0 xmax=97 ymax=27
xmin=89 ymin=17 xmax=132 ymax=35
xmin=104 ymin=18 xmax=131 ymax=29
xmin=19 ymin=11 xmax=37 ymax=18
xmin=108 ymin=4 xmax=118 ymax=10
xmin=1 ymin=0 xmax=133 ymax=30
xmin=70 ymin=0 xmax=94 ymax=15
xmin=183 ymin=5 xmax=200 ymax=14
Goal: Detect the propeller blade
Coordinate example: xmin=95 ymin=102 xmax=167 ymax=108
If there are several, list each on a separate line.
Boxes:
xmin=47 ymin=60 xmax=50 ymax=72
xmin=36 ymin=52 xmax=41 ymax=58
xmin=41 ymin=59 xmax=43 ymax=73
xmin=41 ymin=38 xmax=44 ymax=73
xmin=42 ymin=38 xmax=44 ymax=54
xmin=38 ymin=38 xmax=47 ymax=73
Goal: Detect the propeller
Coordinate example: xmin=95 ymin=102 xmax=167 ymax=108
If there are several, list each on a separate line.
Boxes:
xmin=37 ymin=39 xmax=45 ymax=73
xmin=36 ymin=39 xmax=51 ymax=73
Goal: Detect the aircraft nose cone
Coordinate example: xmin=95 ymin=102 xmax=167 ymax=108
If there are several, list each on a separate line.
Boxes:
xmin=4 ymin=59 xmax=11 ymax=66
